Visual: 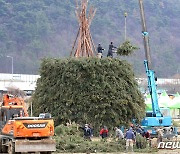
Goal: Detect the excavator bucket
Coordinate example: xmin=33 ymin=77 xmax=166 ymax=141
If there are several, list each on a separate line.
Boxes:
xmin=15 ymin=139 xmax=56 ymax=152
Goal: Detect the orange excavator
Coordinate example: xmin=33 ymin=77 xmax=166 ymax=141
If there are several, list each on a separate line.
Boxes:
xmin=0 ymin=94 xmax=56 ymax=154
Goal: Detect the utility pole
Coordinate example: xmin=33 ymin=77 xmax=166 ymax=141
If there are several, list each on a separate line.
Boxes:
xmin=7 ymin=56 xmax=14 ymax=78
xmin=31 ymin=102 xmax=33 ymax=117
xmin=138 ymin=0 xmax=152 ymax=69
xmin=124 ymin=12 xmax=128 ymax=41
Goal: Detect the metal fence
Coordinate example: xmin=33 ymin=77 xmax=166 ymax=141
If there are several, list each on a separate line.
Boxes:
xmin=137 ymin=78 xmax=180 ymax=85
xmin=0 ymin=73 xmax=179 ymax=92
xmin=0 ymin=73 xmax=40 ymax=83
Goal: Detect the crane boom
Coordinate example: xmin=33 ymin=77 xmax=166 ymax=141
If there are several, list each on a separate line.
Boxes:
xmin=138 ymin=0 xmax=161 ymax=116
xmin=138 ymin=0 xmax=152 ymax=69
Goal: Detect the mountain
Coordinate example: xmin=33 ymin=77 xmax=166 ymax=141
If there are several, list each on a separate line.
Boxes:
xmin=0 ymin=0 xmax=179 ymax=77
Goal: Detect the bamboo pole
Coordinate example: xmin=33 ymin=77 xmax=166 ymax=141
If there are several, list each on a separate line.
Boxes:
xmin=71 ymin=0 xmax=96 ymax=58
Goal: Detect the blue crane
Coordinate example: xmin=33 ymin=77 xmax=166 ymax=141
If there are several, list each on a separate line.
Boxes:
xmin=138 ymin=0 xmax=177 ymax=136
xmin=141 ymin=60 xmax=172 ymax=127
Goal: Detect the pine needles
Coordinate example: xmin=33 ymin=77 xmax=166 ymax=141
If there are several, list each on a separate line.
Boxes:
xmin=32 ymin=58 xmax=145 ymax=130
xmin=117 ymin=40 xmax=139 ymax=56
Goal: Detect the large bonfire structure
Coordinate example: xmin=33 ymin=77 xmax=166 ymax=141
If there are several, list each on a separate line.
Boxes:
xmin=71 ymin=0 xmax=96 ymax=57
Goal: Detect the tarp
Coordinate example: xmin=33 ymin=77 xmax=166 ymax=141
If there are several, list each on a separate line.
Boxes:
xmin=169 ymin=95 xmax=180 ymax=109
xmin=158 ymin=91 xmax=171 ymax=108
xmin=144 ymin=94 xmax=152 ymax=110
xmin=144 ymin=91 xmax=172 ymax=110
xmin=174 ymin=92 xmax=180 ymax=97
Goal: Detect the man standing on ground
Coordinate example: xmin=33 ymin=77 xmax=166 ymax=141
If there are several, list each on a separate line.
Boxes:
xmin=125 ymin=128 xmax=136 ymax=152
xmin=100 ymin=126 xmax=108 ymax=140
xmin=114 ymin=127 xmax=124 ymax=141
xmin=156 ymin=127 xmax=163 ymax=144
xmin=79 ymin=124 xmax=92 ymax=141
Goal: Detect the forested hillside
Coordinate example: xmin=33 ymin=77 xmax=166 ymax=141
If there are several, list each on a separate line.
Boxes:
xmin=0 ymin=0 xmax=179 ymax=77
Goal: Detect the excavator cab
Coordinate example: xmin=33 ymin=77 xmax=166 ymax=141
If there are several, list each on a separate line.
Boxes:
xmin=0 ymin=106 xmax=24 ymax=129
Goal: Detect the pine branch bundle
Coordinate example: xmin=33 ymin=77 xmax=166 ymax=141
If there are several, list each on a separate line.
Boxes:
xmin=117 ymin=40 xmax=139 ymax=56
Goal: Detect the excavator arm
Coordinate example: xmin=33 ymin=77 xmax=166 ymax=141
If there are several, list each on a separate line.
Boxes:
xmin=3 ymin=94 xmax=28 ymax=116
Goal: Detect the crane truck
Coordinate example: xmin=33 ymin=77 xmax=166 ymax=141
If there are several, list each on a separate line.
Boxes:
xmin=138 ymin=0 xmax=177 ymax=137
xmin=0 ymin=94 xmax=56 ymax=154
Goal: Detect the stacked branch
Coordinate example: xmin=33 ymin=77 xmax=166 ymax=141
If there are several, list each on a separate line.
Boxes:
xmin=71 ymin=0 xmax=96 ymax=57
